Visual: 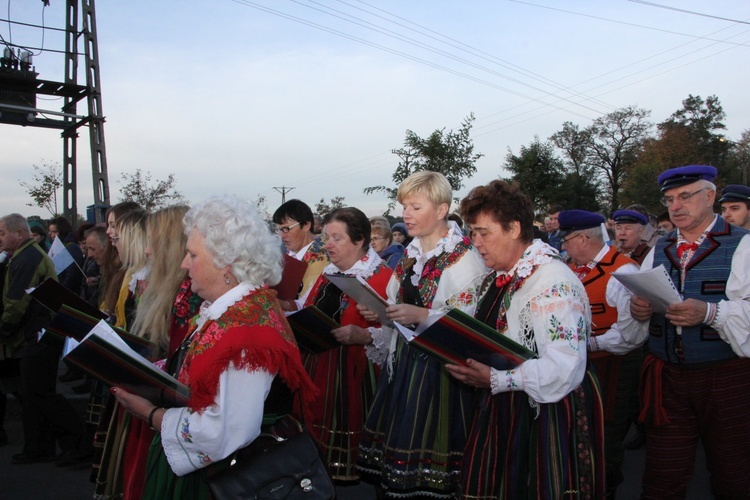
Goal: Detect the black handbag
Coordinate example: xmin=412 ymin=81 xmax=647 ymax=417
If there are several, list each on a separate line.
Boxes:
xmin=205 ymin=429 xmax=335 ymax=499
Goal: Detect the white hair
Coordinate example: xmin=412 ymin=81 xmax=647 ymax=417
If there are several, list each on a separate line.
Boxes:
xmin=184 ymin=195 xmax=283 ymax=286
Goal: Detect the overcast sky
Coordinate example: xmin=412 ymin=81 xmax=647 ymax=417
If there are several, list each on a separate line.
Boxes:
xmin=2 ymin=0 xmax=749 ymax=220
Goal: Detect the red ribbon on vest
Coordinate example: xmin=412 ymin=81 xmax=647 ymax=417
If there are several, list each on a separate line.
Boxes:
xmin=574 ymin=266 xmax=590 ymax=279
xmin=677 ymin=242 xmax=698 ymax=259
xmin=495 ymin=273 xmax=512 ymax=288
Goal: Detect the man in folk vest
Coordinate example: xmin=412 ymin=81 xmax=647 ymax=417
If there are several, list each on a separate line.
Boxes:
xmin=613 ymin=209 xmax=651 ymax=265
xmin=559 ymin=210 xmax=648 ymax=499
xmin=719 ymin=184 xmax=750 ymax=229
xmin=630 ymin=165 xmax=750 ymax=499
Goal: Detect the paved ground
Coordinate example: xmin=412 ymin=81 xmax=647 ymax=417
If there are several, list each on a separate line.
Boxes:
xmin=0 ymin=363 xmax=712 ymax=499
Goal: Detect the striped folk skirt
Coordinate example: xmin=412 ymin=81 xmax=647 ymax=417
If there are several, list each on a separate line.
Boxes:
xmin=303 ymin=344 xmax=378 ymax=481
xmin=458 ymin=370 xmax=606 ymax=500
xmin=358 ymin=338 xmax=478 ymax=497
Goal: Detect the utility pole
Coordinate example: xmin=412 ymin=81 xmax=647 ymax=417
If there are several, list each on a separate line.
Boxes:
xmin=273 ymin=186 xmax=295 ymax=204
xmin=0 ymin=0 xmax=110 ymax=223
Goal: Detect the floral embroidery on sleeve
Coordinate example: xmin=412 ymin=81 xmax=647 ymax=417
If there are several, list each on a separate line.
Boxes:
xmin=548 ymin=314 xmax=585 ymax=350
xmin=505 ymin=369 xmax=520 ymax=390
xmin=180 ymin=416 xmax=193 ymax=443
xmin=196 ymin=451 xmax=212 ymax=465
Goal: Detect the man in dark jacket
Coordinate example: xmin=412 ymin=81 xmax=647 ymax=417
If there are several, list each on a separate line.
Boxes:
xmin=0 ymin=213 xmax=83 ymax=464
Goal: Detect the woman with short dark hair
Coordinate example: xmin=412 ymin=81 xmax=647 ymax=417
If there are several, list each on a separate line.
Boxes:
xmin=446 ymin=180 xmax=605 ymax=499
xmin=301 ymin=207 xmax=392 ymax=481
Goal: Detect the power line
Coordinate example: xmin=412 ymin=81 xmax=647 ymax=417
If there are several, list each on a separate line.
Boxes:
xmin=510 ymin=0 xmax=750 ymax=47
xmin=628 ymin=0 xmax=750 ymax=26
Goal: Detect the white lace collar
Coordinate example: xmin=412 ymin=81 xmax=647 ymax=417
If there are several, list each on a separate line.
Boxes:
xmin=128 ymin=265 xmax=151 ymax=293
xmin=322 ymin=246 xmax=383 ymax=280
xmin=498 ymin=239 xmax=557 ymax=281
xmin=406 ymin=221 xmax=465 ymax=285
xmin=194 ymin=282 xmax=256 ymax=332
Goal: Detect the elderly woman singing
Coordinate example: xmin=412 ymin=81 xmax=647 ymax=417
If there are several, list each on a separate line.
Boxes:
xmin=113 ymin=196 xmax=315 ymax=499
xmin=445 ymin=180 xmax=605 ymax=499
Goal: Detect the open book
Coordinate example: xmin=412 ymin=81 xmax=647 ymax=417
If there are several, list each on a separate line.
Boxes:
xmin=286 ymin=306 xmax=341 ymax=353
xmin=395 ymin=309 xmax=536 ymax=370
xmin=49 ymin=304 xmax=155 ymax=358
xmin=323 ymin=273 xmax=391 ymax=326
xmin=29 ymin=277 xmax=107 ymax=319
xmin=64 ymin=320 xmax=189 ymax=408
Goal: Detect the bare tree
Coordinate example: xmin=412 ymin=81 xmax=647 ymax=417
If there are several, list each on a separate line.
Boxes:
xmin=118 ymin=169 xmax=186 ymax=211
xmin=19 ymin=161 xmax=63 ymax=216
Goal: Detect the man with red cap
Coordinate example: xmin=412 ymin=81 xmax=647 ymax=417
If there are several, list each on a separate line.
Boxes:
xmin=559 ymin=209 xmax=648 ymax=499
xmin=630 ymin=165 xmax=750 ymax=499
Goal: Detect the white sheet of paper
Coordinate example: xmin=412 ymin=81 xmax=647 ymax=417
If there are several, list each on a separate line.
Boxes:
xmin=612 ymin=264 xmax=683 ymax=314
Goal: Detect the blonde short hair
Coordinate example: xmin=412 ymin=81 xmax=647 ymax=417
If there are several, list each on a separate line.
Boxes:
xmin=397 ymin=171 xmax=452 ymax=209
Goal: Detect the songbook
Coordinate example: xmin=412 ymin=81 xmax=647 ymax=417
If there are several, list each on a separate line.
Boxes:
xmin=395 ymin=309 xmax=536 ymax=370
xmin=286 ymin=306 xmax=341 ymax=354
xmin=49 ymin=304 xmax=155 ymax=359
xmin=64 ymin=320 xmax=189 ymax=408
xmin=323 ymin=273 xmax=391 ymax=326
xmin=29 ymin=277 xmax=107 ymax=320
xmin=612 ymin=264 xmax=683 ymax=314
xmin=272 ymin=254 xmax=308 ymax=301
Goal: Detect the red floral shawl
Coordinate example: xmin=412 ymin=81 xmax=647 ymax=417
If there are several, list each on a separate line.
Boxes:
xmin=178 ymin=287 xmax=317 ymax=413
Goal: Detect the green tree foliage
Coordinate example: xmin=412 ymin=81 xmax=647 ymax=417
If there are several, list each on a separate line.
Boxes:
xmin=502 ymin=136 xmax=566 ymax=217
xmin=622 ymin=95 xmax=731 ymax=211
xmin=659 ymin=94 xmax=730 ymax=171
xmin=19 ymin=161 xmax=62 ymax=216
xmin=727 ymin=129 xmax=750 ymax=185
xmin=586 ymin=106 xmax=652 ymax=212
xmin=313 ymin=196 xmax=346 ymax=219
xmin=549 ymin=122 xmax=602 ymax=212
xmin=118 ymin=169 xmax=186 ymax=212
xmin=364 ymin=113 xmax=483 ymax=213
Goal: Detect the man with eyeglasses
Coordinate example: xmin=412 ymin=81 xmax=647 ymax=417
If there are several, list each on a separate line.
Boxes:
xmin=272 ymin=199 xmax=329 ymax=309
xmin=630 ymin=165 xmax=750 ymax=499
xmin=613 ymin=209 xmax=651 ymax=265
xmin=719 ymin=184 xmax=750 ymax=229
xmin=559 ymin=210 xmax=648 ymax=499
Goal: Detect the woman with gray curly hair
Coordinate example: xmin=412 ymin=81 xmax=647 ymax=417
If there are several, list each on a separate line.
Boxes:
xmin=113 ymin=195 xmax=316 ymax=499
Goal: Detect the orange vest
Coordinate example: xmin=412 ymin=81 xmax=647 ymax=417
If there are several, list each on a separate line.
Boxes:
xmin=574 ymin=245 xmax=636 ymax=339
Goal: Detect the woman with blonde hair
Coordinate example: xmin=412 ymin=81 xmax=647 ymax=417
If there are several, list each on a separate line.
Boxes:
xmin=358 ymin=171 xmax=487 ymax=498
xmin=120 ymin=205 xmax=204 ymax=500
xmin=112 ymin=209 xmax=150 ymax=330
xmin=132 ymin=205 xmax=203 ymax=355
xmin=100 ymin=201 xmax=141 ymax=322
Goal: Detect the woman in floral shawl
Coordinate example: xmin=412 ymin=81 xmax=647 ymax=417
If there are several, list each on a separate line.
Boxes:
xmin=357 ymin=171 xmax=487 ymax=498
xmin=445 ymin=180 xmax=605 ymax=499
xmin=300 ymin=207 xmax=392 ymax=481
xmin=113 ymin=196 xmax=316 ymax=499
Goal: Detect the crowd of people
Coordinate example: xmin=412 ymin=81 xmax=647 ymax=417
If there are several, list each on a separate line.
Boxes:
xmin=0 ymin=165 xmax=747 ymax=499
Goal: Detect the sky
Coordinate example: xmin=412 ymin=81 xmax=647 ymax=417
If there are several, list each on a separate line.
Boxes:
xmin=2 ymin=0 xmax=749 ymax=220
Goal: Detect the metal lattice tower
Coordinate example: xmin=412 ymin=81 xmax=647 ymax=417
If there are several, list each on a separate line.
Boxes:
xmin=0 ymin=0 xmax=110 ymax=222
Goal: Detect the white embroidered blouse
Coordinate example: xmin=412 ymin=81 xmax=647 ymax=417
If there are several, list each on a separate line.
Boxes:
xmin=488 ymin=240 xmax=591 ymax=404
xmin=365 ymin=221 xmax=487 ymax=366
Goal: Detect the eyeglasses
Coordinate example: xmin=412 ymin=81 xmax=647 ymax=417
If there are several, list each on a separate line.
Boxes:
xmin=560 ymin=233 xmax=588 ymax=246
xmin=371 ymin=236 xmax=385 ymax=241
xmin=660 ymin=188 xmax=707 ymax=207
xmin=274 ymin=222 xmax=300 ymax=234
